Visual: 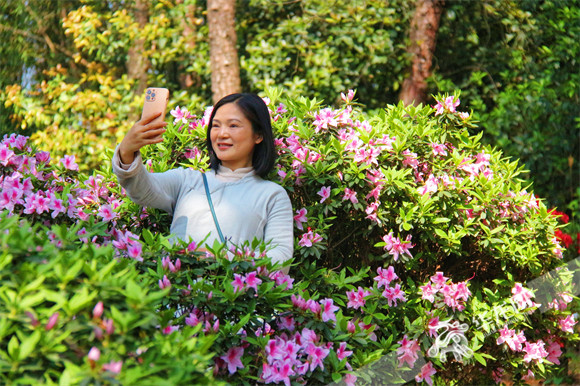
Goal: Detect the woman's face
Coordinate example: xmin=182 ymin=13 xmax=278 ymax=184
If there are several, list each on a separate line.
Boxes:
xmin=210 ymin=103 xmax=263 ymax=171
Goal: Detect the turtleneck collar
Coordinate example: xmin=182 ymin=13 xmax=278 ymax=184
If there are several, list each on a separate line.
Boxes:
xmin=215 ymin=165 xmax=255 ymax=182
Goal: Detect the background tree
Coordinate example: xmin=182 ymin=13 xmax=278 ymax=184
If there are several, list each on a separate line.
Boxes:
xmin=399 ymin=0 xmax=444 ymax=106
xmin=208 ymin=0 xmax=241 ymax=103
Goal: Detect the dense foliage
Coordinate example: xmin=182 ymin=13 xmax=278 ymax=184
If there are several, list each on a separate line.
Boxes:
xmin=1 ymin=93 xmax=578 ymax=384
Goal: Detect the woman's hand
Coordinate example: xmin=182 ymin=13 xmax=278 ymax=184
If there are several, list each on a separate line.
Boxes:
xmin=118 ymin=112 xmax=168 ymax=164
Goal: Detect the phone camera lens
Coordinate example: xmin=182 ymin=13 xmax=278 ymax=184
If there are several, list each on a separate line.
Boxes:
xmin=151 ymin=93 xmax=156 ymax=98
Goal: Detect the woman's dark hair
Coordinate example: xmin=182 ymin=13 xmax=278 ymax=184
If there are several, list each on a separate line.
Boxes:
xmin=206 ymin=93 xmax=276 ymax=178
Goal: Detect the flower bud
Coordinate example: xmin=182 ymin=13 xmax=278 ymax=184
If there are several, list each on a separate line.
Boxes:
xmin=88 ymin=346 xmax=100 ymax=362
xmin=45 ymin=312 xmax=59 ymax=331
xmin=93 ymin=301 xmax=104 ymax=319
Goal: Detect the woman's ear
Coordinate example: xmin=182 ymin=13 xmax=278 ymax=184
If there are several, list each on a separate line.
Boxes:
xmin=254 ymin=134 xmax=264 ymax=144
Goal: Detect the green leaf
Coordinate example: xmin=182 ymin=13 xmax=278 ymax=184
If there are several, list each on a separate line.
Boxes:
xmin=7 ymin=335 xmax=19 ymax=361
xmin=19 ymin=330 xmax=41 ymax=361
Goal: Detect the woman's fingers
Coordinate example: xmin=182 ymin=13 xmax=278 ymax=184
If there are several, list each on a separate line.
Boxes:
xmin=140 ymin=111 xmax=163 ymax=125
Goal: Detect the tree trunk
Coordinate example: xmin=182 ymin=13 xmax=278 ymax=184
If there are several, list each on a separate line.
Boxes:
xmin=399 ymin=0 xmax=444 ymax=106
xmin=126 ymin=0 xmax=150 ymax=99
xmin=207 ymin=0 xmax=241 ymax=104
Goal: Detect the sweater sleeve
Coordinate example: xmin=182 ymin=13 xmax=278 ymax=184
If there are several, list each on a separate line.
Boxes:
xmin=112 ymin=146 xmax=184 ymax=214
xmin=263 ymin=186 xmax=294 ymax=265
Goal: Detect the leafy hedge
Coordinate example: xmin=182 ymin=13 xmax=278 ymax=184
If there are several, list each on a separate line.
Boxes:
xmin=0 ymin=91 xmax=578 ymax=384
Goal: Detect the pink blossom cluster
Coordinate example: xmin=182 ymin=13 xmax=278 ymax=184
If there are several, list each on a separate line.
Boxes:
xmin=291 ymin=294 xmax=339 ymax=323
xmin=496 ymin=325 xmax=527 ymax=352
xmin=185 ymin=307 xmax=220 ymax=334
xmin=297 ymin=228 xmax=323 ymax=248
xmin=382 ymin=232 xmax=414 ymax=262
xmin=419 ymin=272 xmax=472 ymax=312
xmin=0 ymin=134 xmax=147 ymax=262
xmin=312 ymin=106 xmax=353 ymax=133
xmin=231 ymin=271 xmax=263 ymax=293
xmin=558 ymin=314 xmax=577 ymax=333
xmin=396 ymin=334 xmax=421 ymax=367
xmin=374 ymin=266 xmax=406 ymax=306
xmin=259 ymin=328 xmax=353 ymax=385
xmin=457 ymin=151 xmax=493 ymax=179
xmin=511 ymin=283 xmax=539 ymax=310
xmin=433 ymin=96 xmax=469 ymax=120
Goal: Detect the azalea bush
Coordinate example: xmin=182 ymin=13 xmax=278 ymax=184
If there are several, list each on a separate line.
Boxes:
xmin=1 ymin=91 xmax=579 ymax=385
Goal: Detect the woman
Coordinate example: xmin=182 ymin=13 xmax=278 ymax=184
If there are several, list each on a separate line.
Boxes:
xmin=113 ymin=93 xmax=294 ymax=265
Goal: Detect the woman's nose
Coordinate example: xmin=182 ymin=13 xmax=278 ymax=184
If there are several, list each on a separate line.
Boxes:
xmin=217 ymin=126 xmax=230 ymax=137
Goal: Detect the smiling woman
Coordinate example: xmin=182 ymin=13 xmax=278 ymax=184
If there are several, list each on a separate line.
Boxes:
xmin=112 ymin=93 xmax=294 ymax=265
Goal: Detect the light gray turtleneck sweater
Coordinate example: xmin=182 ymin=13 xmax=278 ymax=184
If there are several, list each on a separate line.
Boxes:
xmin=112 ymin=148 xmax=294 ymax=264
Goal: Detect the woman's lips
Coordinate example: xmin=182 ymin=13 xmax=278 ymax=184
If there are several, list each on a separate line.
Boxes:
xmin=217 ymin=143 xmax=232 ymax=150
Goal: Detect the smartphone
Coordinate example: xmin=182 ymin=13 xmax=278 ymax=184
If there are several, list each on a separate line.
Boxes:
xmin=141 ymin=87 xmax=169 ymax=124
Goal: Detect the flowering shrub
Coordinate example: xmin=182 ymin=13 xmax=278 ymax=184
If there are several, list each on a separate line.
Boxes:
xmin=1 ymin=91 xmax=579 ymax=384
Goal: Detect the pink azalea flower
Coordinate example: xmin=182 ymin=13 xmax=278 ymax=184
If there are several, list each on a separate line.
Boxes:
xmin=415 ymin=362 xmax=437 ymax=386
xmin=430 ymin=143 xmax=448 ymax=156
xmin=430 ymin=272 xmax=449 ymax=289
xmin=102 ymin=360 xmax=123 ymax=374
xmin=317 ymin=186 xmax=331 ymax=203
xmin=0 ymin=144 xmax=15 ymax=166
xmin=231 ymin=273 xmax=245 ymax=293
xmin=343 ymin=188 xmax=358 ymax=204
xmin=306 ymin=299 xmax=321 ymax=314
xmin=97 ymin=204 xmax=117 ymax=222
xmin=396 ymin=335 xmax=420 ymax=368
xmin=511 ymin=283 xmax=536 ymax=310
xmin=244 ymin=271 xmax=262 ymax=292
xmin=60 ymin=155 xmax=79 ymax=171
xmin=346 ymin=287 xmax=372 ymax=309
xmin=382 ymin=233 xmax=414 ymax=261
xmin=402 ymin=150 xmax=419 ymax=169
xmin=341 ymin=89 xmax=355 ymax=102
xmin=546 ymin=339 xmax=563 ymax=365
xmin=271 ymin=271 xmax=294 ymax=290
xmin=319 ymin=298 xmax=339 ymax=322
xmin=221 ymin=347 xmax=244 ymax=374
xmin=277 ymin=315 xmax=295 ymax=332
xmin=444 ymin=96 xmax=460 ymax=112
xmin=374 ymin=266 xmax=398 ymax=288
xmin=293 ymin=208 xmax=308 ymax=230
xmin=185 ymin=312 xmax=200 ymax=327
xmin=306 ymin=343 xmax=329 ymax=372
xmin=558 ymin=315 xmax=577 ymax=333
xmin=313 ymin=108 xmax=338 ymax=132
xmin=420 ymin=283 xmax=437 ymax=303
xmin=336 ymin=342 xmax=353 ymax=361
xmin=496 ymin=326 xmax=526 ymax=352
xmin=344 ymin=373 xmax=357 ymax=386
xmin=523 ymin=340 xmax=548 ymax=363
xmin=184 ymin=147 xmax=202 ymax=160
xmin=127 ymin=242 xmax=143 ymax=262
xmin=298 ymin=229 xmax=323 ymax=248
xmin=170 ymin=106 xmax=193 ymax=124
xmin=427 ymin=317 xmax=440 ymax=338
xmin=382 ymin=283 xmax=407 ymax=306
xmin=418 ymin=174 xmax=439 ymax=196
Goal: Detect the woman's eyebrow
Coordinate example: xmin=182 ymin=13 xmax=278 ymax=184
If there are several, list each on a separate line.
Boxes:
xmin=214 ymin=118 xmax=242 ymax=124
